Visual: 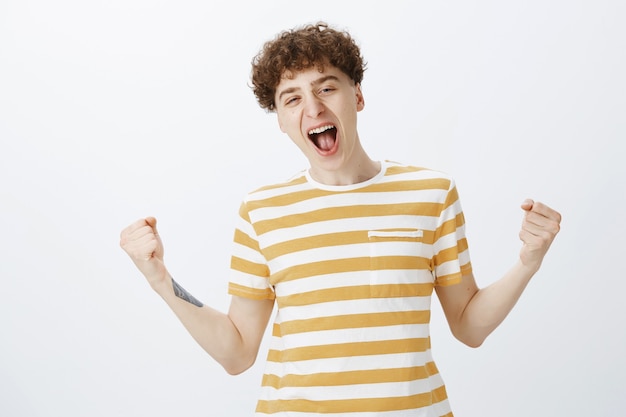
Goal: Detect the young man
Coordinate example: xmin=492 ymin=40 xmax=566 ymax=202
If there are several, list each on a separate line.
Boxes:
xmin=120 ymin=22 xmax=561 ymax=416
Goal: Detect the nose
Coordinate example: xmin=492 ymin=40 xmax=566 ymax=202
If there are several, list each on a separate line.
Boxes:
xmin=304 ymin=95 xmax=325 ymax=118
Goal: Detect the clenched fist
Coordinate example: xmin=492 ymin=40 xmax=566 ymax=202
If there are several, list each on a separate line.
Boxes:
xmin=519 ymin=199 xmax=562 ymax=271
xmin=120 ymin=217 xmax=168 ymax=288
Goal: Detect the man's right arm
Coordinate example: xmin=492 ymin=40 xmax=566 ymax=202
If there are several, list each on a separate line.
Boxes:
xmin=119 ymin=217 xmax=274 ymax=375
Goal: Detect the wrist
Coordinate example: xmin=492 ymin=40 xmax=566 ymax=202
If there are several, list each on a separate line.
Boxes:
xmin=148 ymin=271 xmax=173 ymax=295
xmin=516 ymin=258 xmax=541 ymax=278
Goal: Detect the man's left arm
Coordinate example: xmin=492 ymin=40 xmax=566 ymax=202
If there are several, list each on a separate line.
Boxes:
xmin=435 ymin=199 xmax=562 ymax=347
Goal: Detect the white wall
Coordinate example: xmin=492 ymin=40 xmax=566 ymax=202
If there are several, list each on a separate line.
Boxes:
xmin=1 ymin=1 xmax=624 ymax=416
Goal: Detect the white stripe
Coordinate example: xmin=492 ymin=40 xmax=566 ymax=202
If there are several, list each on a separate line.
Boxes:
xmin=368 ymin=229 xmax=424 ymax=238
xmin=370 ymin=241 xmax=432 ymax=257
xmin=276 ymin=270 xmax=434 ymax=299
xmin=231 ymin=241 xmax=265 ymax=263
xmin=370 ymin=269 xmax=435 ymax=286
xmin=259 ymin=214 xmax=438 ymax=245
xmin=276 ymin=295 xmax=432 ymax=321
xmin=269 ymin=239 xmax=433 ymax=271
xmin=229 ymin=272 xmax=270 ymax=292
xmin=268 ymin=242 xmax=370 ymax=273
xmin=436 ymin=259 xmax=465 ymax=278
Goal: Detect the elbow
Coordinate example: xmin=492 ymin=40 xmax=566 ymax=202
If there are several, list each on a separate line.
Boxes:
xmin=222 ymin=355 xmax=256 ymax=376
xmin=460 ymin=337 xmax=484 ymax=349
xmin=224 ymin=366 xmax=247 ymax=376
xmin=451 ymin=327 xmax=487 ymax=348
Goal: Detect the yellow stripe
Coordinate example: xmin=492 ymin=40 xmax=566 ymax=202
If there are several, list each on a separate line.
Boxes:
xmin=264 ymin=230 xmax=368 ymax=261
xmin=273 ymin=256 xmax=431 ymax=284
xmin=273 ymin=257 xmax=370 ymax=283
xmin=434 ymin=271 xmax=463 ymax=286
xmin=264 ymin=229 xmax=437 ymax=261
xmin=367 ymin=177 xmax=451 ymax=192
xmin=247 ymin=188 xmax=331 ymax=210
xmin=434 ymin=244 xmax=466 ymax=266
xmin=277 ymin=310 xmax=431 ymax=335
xmin=254 ymin=202 xmax=443 ymax=235
xmin=267 ymin=337 xmax=430 ymax=362
xmin=232 ymin=228 xmax=261 ymax=252
xmin=436 ymin=214 xmax=466 ymax=238
xmin=435 ymin=262 xmax=471 ymax=286
xmin=384 ymin=164 xmax=426 ymax=176
xmin=256 ymin=384 xmax=448 ymax=413
xmin=262 ymin=362 xmax=439 ymax=388
xmin=230 ymin=256 xmax=269 ymax=277
xmin=228 ymin=282 xmax=275 ymax=300
xmin=276 ymin=283 xmax=434 ymax=307
xmin=443 ymin=184 xmax=459 ymax=209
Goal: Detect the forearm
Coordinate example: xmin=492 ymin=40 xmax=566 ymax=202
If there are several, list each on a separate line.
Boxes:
xmin=455 ymin=260 xmax=538 ymax=347
xmin=120 ymin=217 xmax=270 ymax=374
xmin=152 ymin=275 xmax=253 ymax=374
xmin=438 ymin=200 xmax=561 ymax=348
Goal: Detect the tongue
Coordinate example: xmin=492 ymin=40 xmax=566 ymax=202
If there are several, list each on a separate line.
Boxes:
xmin=315 ymin=131 xmax=335 ymax=151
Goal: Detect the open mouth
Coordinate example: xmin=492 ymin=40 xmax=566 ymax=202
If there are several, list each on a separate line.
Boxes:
xmin=307 ymin=124 xmax=337 ymax=151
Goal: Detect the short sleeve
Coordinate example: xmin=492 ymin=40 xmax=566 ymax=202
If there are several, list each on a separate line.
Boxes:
xmin=432 ymin=179 xmax=472 ymax=286
xmin=227 ymin=201 xmax=275 ymax=300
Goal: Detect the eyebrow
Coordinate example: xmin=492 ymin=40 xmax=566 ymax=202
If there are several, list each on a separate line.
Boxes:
xmin=277 ymin=75 xmax=341 ymax=102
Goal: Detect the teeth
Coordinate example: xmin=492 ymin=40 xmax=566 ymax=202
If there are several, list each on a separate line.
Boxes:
xmin=308 ymin=125 xmax=334 ymax=135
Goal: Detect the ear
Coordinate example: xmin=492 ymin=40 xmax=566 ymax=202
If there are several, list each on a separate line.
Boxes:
xmin=355 ymin=83 xmax=365 ymax=112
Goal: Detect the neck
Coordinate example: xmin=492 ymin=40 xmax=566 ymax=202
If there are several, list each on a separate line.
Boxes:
xmin=309 ymin=158 xmax=381 ymax=186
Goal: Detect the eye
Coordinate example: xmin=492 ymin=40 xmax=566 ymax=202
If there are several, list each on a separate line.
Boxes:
xmin=319 ymin=86 xmax=335 ymax=95
xmin=284 ymin=96 xmax=299 ymax=106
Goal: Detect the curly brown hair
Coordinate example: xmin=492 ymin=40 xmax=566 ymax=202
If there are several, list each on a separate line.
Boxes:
xmin=251 ymin=22 xmax=367 ymax=112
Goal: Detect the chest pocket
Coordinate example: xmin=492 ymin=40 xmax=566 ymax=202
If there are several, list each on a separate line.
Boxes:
xmin=368 ymin=229 xmax=433 ymax=288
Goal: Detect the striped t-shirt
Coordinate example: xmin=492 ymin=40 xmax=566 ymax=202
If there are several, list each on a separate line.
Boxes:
xmin=228 ymin=160 xmax=472 ymax=416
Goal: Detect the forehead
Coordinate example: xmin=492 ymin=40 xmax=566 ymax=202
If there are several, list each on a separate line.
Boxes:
xmin=276 ymin=65 xmax=350 ymax=92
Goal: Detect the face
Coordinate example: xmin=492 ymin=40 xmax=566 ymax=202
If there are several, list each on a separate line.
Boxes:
xmin=274 ymin=65 xmax=367 ymax=184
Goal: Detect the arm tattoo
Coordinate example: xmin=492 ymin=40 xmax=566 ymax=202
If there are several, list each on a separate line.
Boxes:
xmin=172 ymin=279 xmax=203 ymax=307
